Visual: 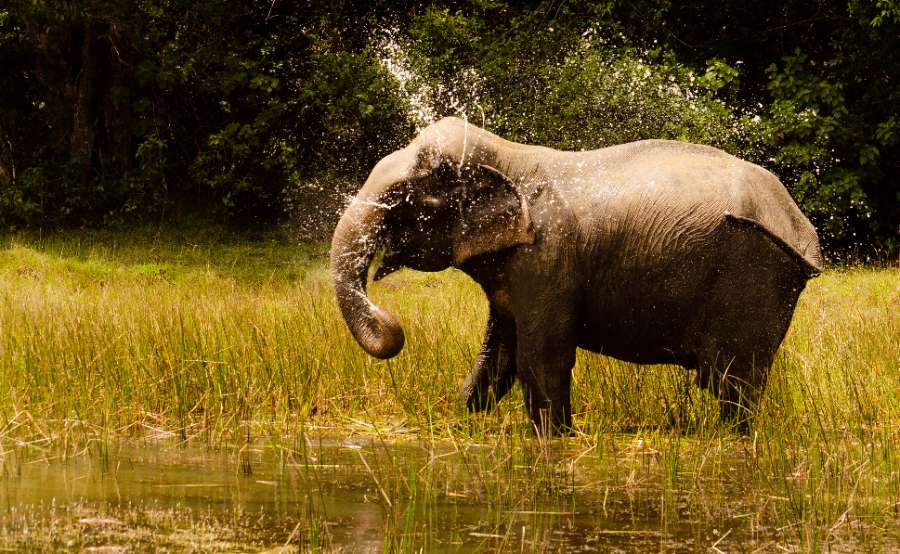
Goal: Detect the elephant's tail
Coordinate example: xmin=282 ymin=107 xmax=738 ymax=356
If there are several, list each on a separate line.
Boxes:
xmin=724 ymin=213 xmax=823 ymax=279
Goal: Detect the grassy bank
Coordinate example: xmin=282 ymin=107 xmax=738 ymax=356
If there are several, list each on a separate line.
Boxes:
xmin=0 ymin=230 xmax=897 ymax=549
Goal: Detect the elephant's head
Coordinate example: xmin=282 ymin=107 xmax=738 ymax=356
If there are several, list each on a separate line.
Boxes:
xmin=330 ymin=118 xmax=535 ymax=359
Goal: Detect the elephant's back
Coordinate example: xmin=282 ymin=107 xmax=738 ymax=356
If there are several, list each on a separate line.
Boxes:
xmin=582 ymin=140 xmax=821 ymax=270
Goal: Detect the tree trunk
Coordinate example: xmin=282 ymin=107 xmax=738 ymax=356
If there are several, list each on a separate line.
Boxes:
xmin=69 ymin=22 xmax=104 ymax=180
xmin=30 ymin=17 xmax=134 ymax=184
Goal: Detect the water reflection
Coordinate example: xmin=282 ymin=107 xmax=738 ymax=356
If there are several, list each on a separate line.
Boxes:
xmin=0 ymin=436 xmax=892 ymax=551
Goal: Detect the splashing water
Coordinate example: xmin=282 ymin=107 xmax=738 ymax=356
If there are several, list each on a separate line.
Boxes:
xmin=372 ymin=23 xmax=768 ymax=166
xmin=373 ymin=29 xmax=487 ymax=134
xmin=374 ymin=29 xmax=438 ymax=129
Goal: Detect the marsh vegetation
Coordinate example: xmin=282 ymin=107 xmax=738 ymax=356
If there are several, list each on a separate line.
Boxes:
xmin=2 ymin=1 xmax=898 ymax=550
xmin=0 ymin=231 xmax=896 ymax=551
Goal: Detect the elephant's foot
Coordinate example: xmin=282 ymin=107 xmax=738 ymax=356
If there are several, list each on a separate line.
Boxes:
xmin=460 ymin=367 xmax=516 ymax=413
xmin=664 ymin=377 xmax=694 ymax=431
xmin=526 ymin=400 xmax=573 ymax=437
xmin=460 ymin=379 xmax=497 ymax=412
xmin=520 ymin=375 xmax=573 ymax=436
xmin=715 ymin=370 xmax=767 ymax=435
xmin=460 ymin=382 xmax=496 ymax=412
xmin=718 ymin=384 xmax=756 ymax=434
xmin=699 ymin=350 xmax=772 ymax=435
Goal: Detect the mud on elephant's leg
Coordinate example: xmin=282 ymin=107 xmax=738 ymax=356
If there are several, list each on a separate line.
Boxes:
xmin=516 ymin=323 xmax=577 ymax=436
xmin=460 ymin=306 xmax=518 ymax=412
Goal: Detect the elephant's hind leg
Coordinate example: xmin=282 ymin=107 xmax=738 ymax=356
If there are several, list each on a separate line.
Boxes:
xmin=460 ymin=306 xmax=518 ymax=412
xmin=696 ymin=286 xmax=800 ymax=430
xmin=698 ymin=217 xmax=807 ymax=430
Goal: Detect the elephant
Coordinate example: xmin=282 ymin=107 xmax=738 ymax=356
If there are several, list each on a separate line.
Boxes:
xmin=330 ymin=117 xmax=822 ymax=434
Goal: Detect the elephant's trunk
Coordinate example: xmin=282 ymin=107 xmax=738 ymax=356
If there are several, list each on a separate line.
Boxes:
xmin=330 ymin=196 xmax=405 ymax=359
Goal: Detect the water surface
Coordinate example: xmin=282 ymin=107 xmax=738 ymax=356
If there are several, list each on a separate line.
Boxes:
xmin=0 ymin=435 xmax=892 ymax=552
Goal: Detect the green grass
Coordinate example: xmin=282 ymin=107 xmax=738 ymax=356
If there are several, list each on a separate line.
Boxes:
xmin=0 ymin=229 xmax=897 ymax=550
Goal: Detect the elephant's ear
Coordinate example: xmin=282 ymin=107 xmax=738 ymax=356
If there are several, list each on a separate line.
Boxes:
xmin=452 ymin=164 xmax=535 ymax=265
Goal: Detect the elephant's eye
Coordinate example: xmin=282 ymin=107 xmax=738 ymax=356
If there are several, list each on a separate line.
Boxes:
xmin=420 ymin=194 xmax=445 ymax=209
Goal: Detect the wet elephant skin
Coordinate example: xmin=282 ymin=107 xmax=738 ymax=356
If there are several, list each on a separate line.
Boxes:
xmin=330 ymin=117 xmax=822 ymax=434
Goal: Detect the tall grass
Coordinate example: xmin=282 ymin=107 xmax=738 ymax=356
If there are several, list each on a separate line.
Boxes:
xmin=0 ymin=231 xmax=897 ymax=548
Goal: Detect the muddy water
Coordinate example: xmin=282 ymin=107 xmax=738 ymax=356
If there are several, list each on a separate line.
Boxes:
xmin=0 ymin=437 xmax=881 ymax=552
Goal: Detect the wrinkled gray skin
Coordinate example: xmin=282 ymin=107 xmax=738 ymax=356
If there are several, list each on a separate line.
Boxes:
xmin=331 ymin=117 xmax=822 ymax=434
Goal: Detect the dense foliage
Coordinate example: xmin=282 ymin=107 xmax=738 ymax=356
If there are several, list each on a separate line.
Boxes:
xmin=0 ymin=1 xmax=896 ymax=253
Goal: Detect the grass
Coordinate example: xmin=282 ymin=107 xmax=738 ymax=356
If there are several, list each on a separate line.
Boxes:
xmin=0 ymin=229 xmax=897 ymax=550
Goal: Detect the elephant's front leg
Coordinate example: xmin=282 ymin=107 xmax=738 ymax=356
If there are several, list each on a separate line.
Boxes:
xmin=516 ymin=316 xmax=577 ymax=435
xmin=460 ymin=306 xmax=518 ymax=412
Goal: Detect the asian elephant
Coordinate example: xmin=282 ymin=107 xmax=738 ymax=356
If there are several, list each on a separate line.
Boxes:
xmin=330 ymin=117 xmax=822 ymax=434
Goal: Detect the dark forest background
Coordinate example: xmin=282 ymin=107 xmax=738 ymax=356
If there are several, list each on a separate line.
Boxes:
xmin=0 ymin=1 xmax=897 ymax=255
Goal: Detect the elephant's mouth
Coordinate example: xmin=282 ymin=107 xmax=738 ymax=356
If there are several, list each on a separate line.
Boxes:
xmin=373 ymin=252 xmax=404 ymax=281
xmin=373 ymin=248 xmax=451 ymax=281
